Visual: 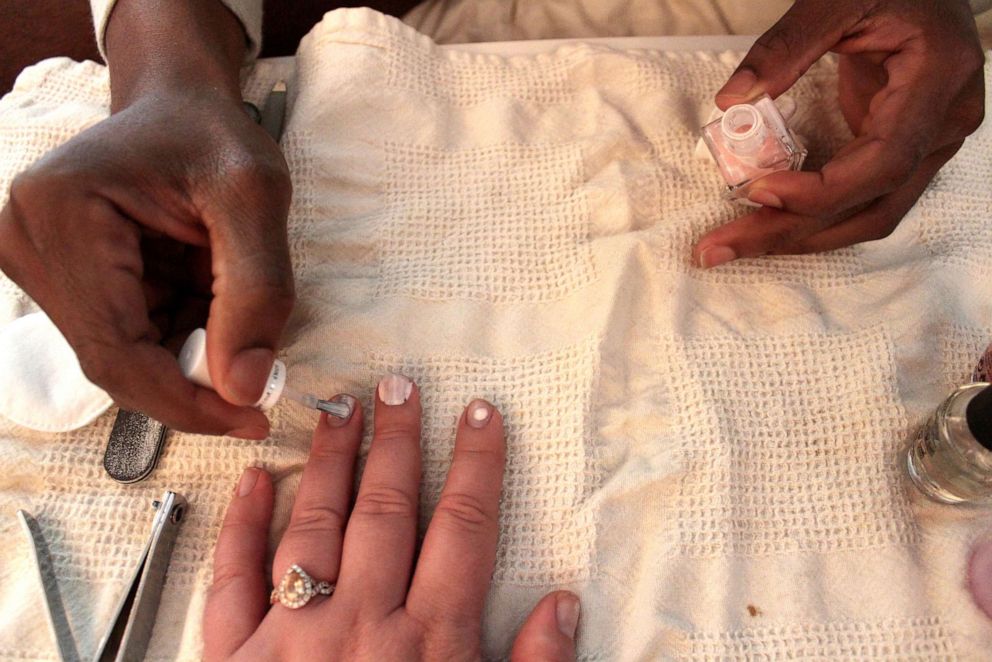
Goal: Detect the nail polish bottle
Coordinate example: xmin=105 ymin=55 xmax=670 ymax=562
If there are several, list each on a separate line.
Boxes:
xmin=701 ymin=94 xmax=807 ymax=200
xmin=907 ymin=382 xmax=992 ymax=504
xmin=178 ymin=328 xmax=348 ymax=417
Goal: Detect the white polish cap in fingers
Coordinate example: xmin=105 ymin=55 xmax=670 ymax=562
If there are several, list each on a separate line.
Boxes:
xmin=179 ymin=328 xmax=286 ymax=411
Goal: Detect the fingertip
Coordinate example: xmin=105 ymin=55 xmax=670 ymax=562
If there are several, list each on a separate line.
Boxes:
xmin=969 ymin=537 xmax=992 ymax=620
xmin=554 ymin=591 xmax=581 ymax=639
xmin=746 ymin=188 xmax=784 ymax=209
xmin=511 ymin=590 xmax=580 ymax=662
xmin=715 ymin=67 xmax=759 ymax=109
xmin=377 ymin=373 xmax=416 ymax=407
xmin=464 ymin=398 xmax=500 ymax=430
xmin=233 ymin=466 xmax=270 ymax=498
xmin=698 ymin=245 xmax=738 ymax=269
xmin=322 ymin=393 xmax=361 ymax=429
xmin=222 ymin=347 xmax=275 ymax=406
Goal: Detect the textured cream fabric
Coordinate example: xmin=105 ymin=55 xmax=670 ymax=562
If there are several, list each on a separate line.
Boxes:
xmin=2 ymin=8 xmax=992 ymax=660
xmin=88 ymin=0 xmax=263 ymax=62
xmin=403 ymin=0 xmax=992 ymax=48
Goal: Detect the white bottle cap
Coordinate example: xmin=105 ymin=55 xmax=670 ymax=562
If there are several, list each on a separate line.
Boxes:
xmin=178 ymin=328 xmax=286 ymax=411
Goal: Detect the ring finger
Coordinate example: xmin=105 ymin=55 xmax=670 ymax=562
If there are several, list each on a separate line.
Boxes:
xmin=271 ymin=394 xmax=363 ymax=602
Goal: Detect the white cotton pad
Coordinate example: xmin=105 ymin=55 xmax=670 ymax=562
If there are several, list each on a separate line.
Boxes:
xmin=0 ymin=312 xmax=113 ymax=432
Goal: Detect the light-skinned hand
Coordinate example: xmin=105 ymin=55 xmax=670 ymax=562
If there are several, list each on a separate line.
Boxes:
xmin=694 ymin=0 xmax=985 ymax=268
xmin=204 ymin=375 xmax=580 ymax=662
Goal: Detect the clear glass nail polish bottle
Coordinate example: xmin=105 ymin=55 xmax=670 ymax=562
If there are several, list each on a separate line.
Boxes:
xmin=974 ymin=342 xmax=992 ymax=382
xmin=906 ymin=382 xmax=992 ymax=504
xmin=178 ymin=328 xmax=349 ymax=417
xmin=701 ymin=94 xmax=807 ymax=200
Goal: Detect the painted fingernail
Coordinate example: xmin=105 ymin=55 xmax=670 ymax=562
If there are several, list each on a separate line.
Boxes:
xmin=556 ymin=593 xmax=581 ymax=639
xmin=466 ymin=399 xmax=494 ymax=429
xmin=699 ymin=245 xmax=737 ymax=269
xmin=227 ymin=347 xmax=275 ymax=405
xmin=969 ymin=537 xmax=992 ymax=619
xmin=237 ymin=467 xmax=261 ymax=496
xmin=325 ymin=394 xmax=357 ymax=427
xmin=378 ymin=373 xmax=413 ymax=406
xmin=747 ymin=188 xmax=784 ymax=209
xmin=718 ymin=67 xmax=758 ymax=99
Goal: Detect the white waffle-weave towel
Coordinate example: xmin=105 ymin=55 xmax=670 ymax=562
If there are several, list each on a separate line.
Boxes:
xmin=1 ymin=9 xmax=991 ymax=660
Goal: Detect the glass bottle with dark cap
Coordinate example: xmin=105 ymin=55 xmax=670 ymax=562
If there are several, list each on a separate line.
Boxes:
xmin=907 ymin=382 xmax=992 ymax=504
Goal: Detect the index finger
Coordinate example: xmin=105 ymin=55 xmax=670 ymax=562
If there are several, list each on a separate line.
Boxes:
xmin=406 ymin=399 xmax=506 ymax=627
xmin=0 ymin=194 xmax=268 ymax=438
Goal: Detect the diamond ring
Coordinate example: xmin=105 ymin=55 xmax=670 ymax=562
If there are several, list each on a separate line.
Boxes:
xmin=270 ymin=564 xmax=335 ymax=609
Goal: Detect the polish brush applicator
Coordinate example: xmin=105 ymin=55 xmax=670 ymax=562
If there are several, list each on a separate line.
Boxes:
xmin=178 ymin=328 xmax=349 ymax=418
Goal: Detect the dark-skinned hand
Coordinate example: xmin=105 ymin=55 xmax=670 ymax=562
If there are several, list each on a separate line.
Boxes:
xmin=694 ymin=0 xmax=985 ymax=268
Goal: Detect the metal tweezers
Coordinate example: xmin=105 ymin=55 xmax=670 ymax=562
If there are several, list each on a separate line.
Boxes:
xmin=18 ymin=491 xmax=187 ymax=662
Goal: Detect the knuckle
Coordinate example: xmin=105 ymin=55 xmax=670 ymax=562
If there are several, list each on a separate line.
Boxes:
xmin=287 ymin=503 xmax=348 ymax=538
xmin=308 ymin=437 xmax=357 ymax=462
xmin=252 ymin=272 xmax=296 ymax=312
xmin=373 ymin=423 xmax=419 ymax=447
xmin=8 ymin=170 xmax=44 ymax=209
xmin=957 ymin=97 xmax=985 ymax=137
xmin=754 ymin=28 xmax=795 ymax=58
xmin=874 ymin=142 xmax=919 ymax=191
xmin=434 ymin=492 xmax=496 ymax=533
xmin=220 ymin=148 xmax=292 ymax=199
xmin=958 ymin=45 xmax=986 ymax=77
xmin=354 ymin=486 xmax=417 ymax=519
xmin=451 ymin=446 xmax=505 ymax=478
xmin=762 ymin=225 xmax=802 ymax=254
xmin=423 ymin=629 xmax=480 ymax=659
xmin=74 ymin=340 xmax=119 ymax=389
xmin=208 ymin=560 xmax=256 ymax=595
xmin=751 ymin=26 xmax=806 ymax=79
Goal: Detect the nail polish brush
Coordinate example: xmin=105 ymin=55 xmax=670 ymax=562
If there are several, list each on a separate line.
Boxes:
xmin=178 ymin=328 xmax=349 ymax=418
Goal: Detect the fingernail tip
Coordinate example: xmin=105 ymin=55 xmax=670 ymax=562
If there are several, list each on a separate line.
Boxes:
xmin=698 ymin=246 xmax=737 ymax=269
xmin=377 ymin=372 xmax=415 ymax=405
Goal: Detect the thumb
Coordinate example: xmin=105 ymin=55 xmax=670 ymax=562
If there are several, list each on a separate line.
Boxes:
xmin=970 ymin=536 xmax=992 ymax=620
xmin=203 ymin=165 xmax=295 ymax=406
xmin=715 ymin=0 xmax=854 ymax=109
xmin=510 ymin=591 xmax=579 ymax=662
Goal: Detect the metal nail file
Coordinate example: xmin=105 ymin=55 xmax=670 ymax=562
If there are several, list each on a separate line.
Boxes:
xmin=19 ymin=491 xmax=187 ymax=662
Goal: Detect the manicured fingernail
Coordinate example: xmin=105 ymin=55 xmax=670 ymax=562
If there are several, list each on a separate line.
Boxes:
xmin=466 ymin=399 xmax=493 ymax=429
xmin=969 ymin=537 xmax=992 ymax=619
xmin=227 ymin=347 xmax=275 ymax=405
xmin=226 ymin=424 xmax=269 ymax=440
xmin=326 ymin=394 xmax=357 ymax=427
xmin=699 ymin=245 xmax=737 ymax=269
xmin=747 ymin=188 xmax=784 ymax=209
xmin=718 ymin=67 xmax=758 ymax=99
xmin=237 ymin=467 xmax=261 ymax=496
xmin=378 ymin=373 xmax=413 ymax=406
xmin=556 ymin=593 xmax=580 ymax=639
